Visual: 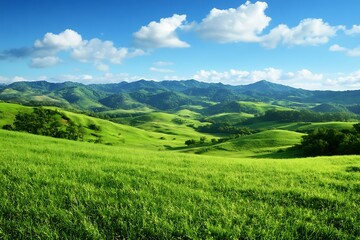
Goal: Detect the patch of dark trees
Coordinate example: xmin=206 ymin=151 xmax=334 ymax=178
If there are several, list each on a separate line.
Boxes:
xmin=197 ymin=122 xmax=253 ymax=135
xmin=3 ymin=107 xmax=84 ymax=140
xmin=257 ymin=109 xmax=356 ymax=123
xmin=297 ymin=123 xmax=360 ymax=156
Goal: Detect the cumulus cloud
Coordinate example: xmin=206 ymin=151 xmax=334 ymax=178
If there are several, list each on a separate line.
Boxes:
xmin=195 ymin=1 xmax=271 ymax=43
xmin=29 ymin=56 xmax=61 ymax=68
xmin=0 ymin=29 xmax=145 ymax=70
xmin=345 ymin=25 xmax=360 ymax=35
xmin=286 ymin=69 xmax=323 ymax=81
xmin=261 ymin=18 xmax=340 ymax=48
xmin=34 ymin=30 xmax=145 ymax=69
xmin=329 ymin=44 xmax=347 ymax=52
xmin=94 ymin=63 xmax=110 ymax=72
xmin=34 ymin=29 xmax=83 ymax=50
xmin=71 ymin=38 xmax=129 ymax=64
xmin=193 ymin=68 xmax=281 ymax=85
xmin=133 ymin=14 xmax=190 ymax=49
xmin=192 ymin=2 xmax=341 ymax=48
xmin=319 ymin=70 xmax=360 ymax=90
xmin=0 ymin=75 xmax=29 ymax=84
xmin=329 ymin=44 xmax=360 ymax=57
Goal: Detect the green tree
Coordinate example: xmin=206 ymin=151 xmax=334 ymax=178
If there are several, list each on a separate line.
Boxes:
xmin=185 ymin=139 xmax=196 ymax=146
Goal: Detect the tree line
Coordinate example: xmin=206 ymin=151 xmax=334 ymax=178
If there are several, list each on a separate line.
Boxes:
xmin=298 ymin=123 xmax=360 ymax=156
xmin=259 ymin=109 xmax=356 ymax=123
xmin=197 ymin=122 xmax=253 ymax=135
xmin=3 ymin=107 xmax=84 ymax=140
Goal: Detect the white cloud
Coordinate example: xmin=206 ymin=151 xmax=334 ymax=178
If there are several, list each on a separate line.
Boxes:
xmin=329 ymin=44 xmax=360 ymax=57
xmin=34 ymin=29 xmax=82 ymax=50
xmin=127 ymin=48 xmax=146 ymax=58
xmin=0 ymin=76 xmax=29 ymax=84
xmin=262 ymin=18 xmax=340 ymax=48
xmin=58 ymin=74 xmax=94 ymax=83
xmin=287 ymin=69 xmax=323 ymax=81
xmin=154 ymin=61 xmax=174 ymax=66
xmin=71 ymin=38 xmax=129 ymax=64
xmin=325 ymin=70 xmax=360 ymax=90
xmin=329 ymin=44 xmax=347 ymax=52
xmin=193 ymin=68 xmax=281 ymax=85
xmin=196 ymin=1 xmax=271 ymax=43
xmin=193 ymin=68 xmax=327 ymax=89
xmin=29 ymin=56 xmax=61 ymax=68
xmin=99 ymin=73 xmax=144 ymax=83
xmin=29 ymin=29 xmax=146 ymax=70
xmin=0 ymin=76 xmax=9 ymax=84
xmin=347 ymin=47 xmax=360 ymax=57
xmin=250 ymin=68 xmax=282 ymax=82
xmin=94 ymin=63 xmax=110 ymax=72
xmin=345 ymin=25 xmax=360 ymax=35
xmin=149 ymin=67 xmax=174 ymax=73
xmin=133 ymin=14 xmax=190 ymax=49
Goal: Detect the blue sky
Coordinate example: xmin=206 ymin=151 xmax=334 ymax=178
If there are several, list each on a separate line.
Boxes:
xmin=1 ymin=0 xmax=360 ymax=90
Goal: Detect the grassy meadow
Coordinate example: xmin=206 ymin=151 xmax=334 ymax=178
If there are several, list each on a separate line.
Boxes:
xmin=1 ymin=129 xmax=360 ymax=239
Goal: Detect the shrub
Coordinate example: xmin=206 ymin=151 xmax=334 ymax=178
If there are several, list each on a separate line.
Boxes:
xmin=88 ymin=123 xmax=101 ymax=131
xmin=185 ymin=139 xmax=196 ymax=146
xmin=2 ymin=124 xmax=13 ymax=130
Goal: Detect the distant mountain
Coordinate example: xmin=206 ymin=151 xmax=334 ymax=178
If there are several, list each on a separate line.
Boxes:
xmin=99 ymin=93 xmax=145 ymax=109
xmin=235 ymin=80 xmax=312 ymax=101
xmin=146 ymin=91 xmax=194 ymax=110
xmin=240 ymin=80 xmax=296 ymax=92
xmin=1 ymin=79 xmax=360 ymax=112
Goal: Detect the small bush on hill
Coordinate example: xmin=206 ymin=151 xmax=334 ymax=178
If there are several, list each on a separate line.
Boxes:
xmin=88 ymin=123 xmax=101 ymax=131
xmin=185 ymin=139 xmax=196 ymax=146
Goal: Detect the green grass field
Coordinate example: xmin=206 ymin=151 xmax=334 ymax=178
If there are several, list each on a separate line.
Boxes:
xmin=1 ymin=102 xmax=360 ymax=238
xmin=1 ymin=129 xmax=360 ymax=239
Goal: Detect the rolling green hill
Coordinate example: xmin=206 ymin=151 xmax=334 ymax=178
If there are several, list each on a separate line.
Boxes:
xmin=1 ymin=129 xmax=360 ymax=239
xmin=182 ymin=130 xmax=304 ymax=157
xmin=205 ymin=112 xmax=254 ymax=124
xmin=0 ymin=103 xmax=206 ymax=149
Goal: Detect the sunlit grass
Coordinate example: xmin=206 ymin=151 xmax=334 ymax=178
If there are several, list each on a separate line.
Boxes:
xmin=1 ymin=129 xmax=359 ymax=239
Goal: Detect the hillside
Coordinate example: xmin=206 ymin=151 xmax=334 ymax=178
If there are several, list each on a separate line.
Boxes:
xmin=182 ymin=130 xmax=304 ymax=157
xmin=1 ymin=129 xmax=360 ymax=239
xmin=0 ymin=102 xmax=215 ymax=149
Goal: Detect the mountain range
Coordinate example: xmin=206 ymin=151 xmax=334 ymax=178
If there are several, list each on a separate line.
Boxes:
xmin=1 ymin=79 xmax=359 ymax=113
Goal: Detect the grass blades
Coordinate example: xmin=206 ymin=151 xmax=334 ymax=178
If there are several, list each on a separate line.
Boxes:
xmin=1 ymin=129 xmax=360 ymax=239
